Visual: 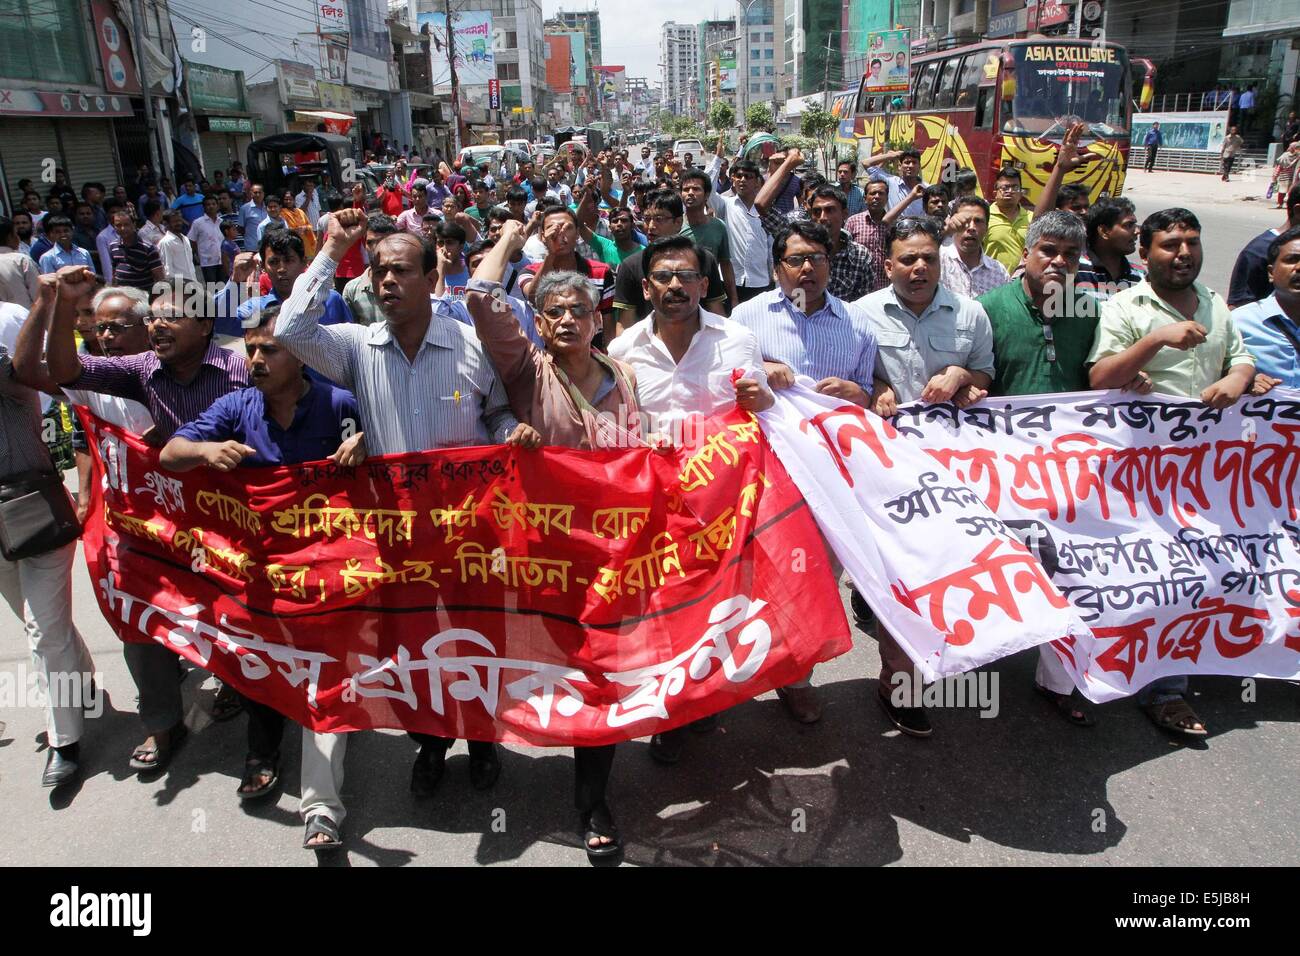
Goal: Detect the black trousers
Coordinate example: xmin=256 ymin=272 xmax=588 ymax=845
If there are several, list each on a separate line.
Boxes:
xmin=201 ymin=264 xmax=223 ymax=283
xmin=1144 ymin=146 xmax=1158 ymax=172
xmin=409 ymin=734 xmax=615 ymax=812
xmin=244 ymin=695 xmax=287 ymax=758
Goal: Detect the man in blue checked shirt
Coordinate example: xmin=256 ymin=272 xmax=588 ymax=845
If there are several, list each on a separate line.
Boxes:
xmin=731 ymin=219 xmax=880 ymax=726
xmin=160 ymin=301 xmax=366 ymax=851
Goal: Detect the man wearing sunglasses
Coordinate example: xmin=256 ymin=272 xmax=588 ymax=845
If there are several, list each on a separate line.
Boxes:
xmin=609 ymin=233 xmax=772 ymax=764
xmin=856 ymin=216 xmax=996 ymax=738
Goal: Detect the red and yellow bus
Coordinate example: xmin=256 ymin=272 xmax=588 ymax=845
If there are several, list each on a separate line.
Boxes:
xmin=834 ymin=37 xmax=1154 ymax=207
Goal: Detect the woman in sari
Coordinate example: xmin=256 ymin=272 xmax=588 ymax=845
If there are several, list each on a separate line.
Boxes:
xmin=279 ymin=189 xmax=317 ymax=258
xmin=465 ymin=219 xmax=641 ymax=863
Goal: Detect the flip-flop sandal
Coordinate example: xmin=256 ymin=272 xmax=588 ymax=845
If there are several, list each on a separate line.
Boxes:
xmin=1144 ymin=698 xmax=1208 ymax=736
xmin=129 ymin=723 xmax=188 ymax=772
xmin=303 ymin=814 xmax=343 ymax=851
xmin=1035 ymin=684 xmax=1096 ymax=727
xmin=211 ymin=683 xmax=244 ymax=722
xmin=581 ymin=803 xmax=622 ymax=861
xmin=237 ymin=752 xmax=281 ymax=800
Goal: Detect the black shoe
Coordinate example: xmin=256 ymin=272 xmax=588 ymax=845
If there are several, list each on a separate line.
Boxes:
xmin=648 ymin=729 xmax=685 ymax=765
xmin=877 ymin=692 xmax=933 ymax=738
xmin=467 ymin=742 xmax=501 ymax=791
xmin=689 ymin=714 xmax=719 ymax=734
xmin=42 ymin=742 xmax=81 ymax=788
xmin=410 ymin=746 xmax=446 ymax=797
xmin=850 ymin=587 xmax=874 ymax=630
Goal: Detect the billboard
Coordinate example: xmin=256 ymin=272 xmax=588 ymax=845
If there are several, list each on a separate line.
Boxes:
xmin=563 ymin=31 xmax=587 ymax=88
xmin=544 ymin=34 xmax=573 ymax=94
xmin=864 ymin=29 xmax=910 ymax=93
xmin=345 ymin=0 xmax=391 ymax=90
xmin=277 ymin=60 xmax=319 ymax=108
xmin=1131 ymin=111 xmax=1230 ymax=153
xmin=186 ymin=62 xmax=247 ymax=113
xmin=720 ymin=53 xmax=736 ymax=92
xmin=418 ymin=11 xmax=496 ymax=89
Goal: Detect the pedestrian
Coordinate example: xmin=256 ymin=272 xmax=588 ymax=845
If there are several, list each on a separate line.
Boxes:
xmin=255 ymin=194 xmax=288 ymax=245
xmin=1143 ymin=122 xmax=1163 ymax=172
xmin=94 ymin=201 xmax=123 ymax=283
xmin=342 ymin=213 xmax=398 ymax=326
xmin=1076 ymin=197 xmax=1146 ymax=301
xmin=273 ymin=208 xmax=530 ymax=851
xmin=171 ymin=178 xmax=206 ymax=225
xmin=1228 ymin=184 xmax=1299 ymax=306
xmin=158 ymin=211 xmax=198 ymax=282
xmin=1238 ymin=85 xmax=1256 ymax=132
xmin=396 ymin=179 xmax=434 ymax=235
xmin=986 ymin=166 xmax=1033 ymax=272
xmin=137 ymin=200 xmax=167 ymax=248
xmin=37 ymin=216 xmax=97 ymax=277
xmin=40 ymin=267 xmax=252 ymax=771
xmin=238 ymin=185 xmax=269 ymax=252
xmin=1229 ymin=225 xmax=1300 ymax=390
xmin=1221 ymin=126 xmax=1244 ymax=181
xmin=1282 ymin=111 xmax=1300 ymax=150
xmin=520 ymin=204 xmax=617 ymax=340
xmin=187 ymin=196 xmax=225 ymax=282
xmin=1088 ymin=208 xmax=1256 ymax=738
xmin=1271 ymin=142 xmax=1300 ymax=208
xmin=159 ymin=302 xmax=364 ymax=813
xmin=0 ymin=216 xmax=40 ymax=306
xmin=939 ymin=196 xmax=1011 ymax=298
xmin=608 ymin=233 xmax=772 ymax=762
xmin=466 ymin=221 xmax=636 ymax=860
xmin=862 ymin=147 xmax=928 ymax=217
xmin=679 ymin=168 xmax=738 ymax=308
xmin=836 ymin=160 xmax=866 ymax=215
xmin=279 ymin=191 xmax=316 ymax=259
xmin=855 ymin=216 xmax=996 ymax=737
xmin=294 ymin=179 xmax=322 ymax=227
xmin=701 ymin=157 xmax=773 ymax=302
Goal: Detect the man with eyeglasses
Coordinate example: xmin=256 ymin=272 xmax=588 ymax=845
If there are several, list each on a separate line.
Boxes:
xmin=986 ymin=167 xmax=1033 ymax=273
xmin=855 ymin=217 xmax=995 ymax=738
xmin=32 ymin=266 xmax=250 ymax=774
xmin=733 ymin=220 xmax=880 ymax=725
xmin=609 ymin=233 xmax=772 ymax=764
xmin=613 ymin=191 xmax=727 ymax=330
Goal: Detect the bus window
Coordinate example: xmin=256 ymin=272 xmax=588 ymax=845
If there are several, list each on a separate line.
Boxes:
xmin=954 ymin=53 xmax=985 ymax=109
xmin=913 ymin=61 xmax=940 ymax=111
xmin=1009 ymin=43 xmax=1131 ymax=137
xmin=976 ymin=86 xmax=995 ymax=129
xmin=934 ymin=57 xmax=962 ymax=108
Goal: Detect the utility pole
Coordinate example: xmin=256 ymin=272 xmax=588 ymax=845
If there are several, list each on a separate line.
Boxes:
xmin=445 ymin=0 xmax=464 ymax=153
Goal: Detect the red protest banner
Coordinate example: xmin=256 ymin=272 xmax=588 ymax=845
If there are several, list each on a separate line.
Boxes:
xmin=79 ymin=407 xmax=851 ymax=746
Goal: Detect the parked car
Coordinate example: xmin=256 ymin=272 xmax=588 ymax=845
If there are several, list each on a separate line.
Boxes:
xmin=672 ymin=139 xmax=706 ymax=160
xmin=457 ymin=145 xmax=527 ymax=180
xmin=504 ymin=139 xmax=532 ymax=159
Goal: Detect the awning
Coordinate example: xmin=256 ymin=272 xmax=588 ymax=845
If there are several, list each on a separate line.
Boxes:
xmin=294 ymin=109 xmax=356 ymax=122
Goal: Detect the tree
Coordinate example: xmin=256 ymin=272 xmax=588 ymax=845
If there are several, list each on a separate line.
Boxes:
xmin=799 ymin=104 xmax=840 ymax=175
xmin=708 ymin=100 xmax=736 ymax=136
xmin=745 ymin=103 xmax=774 ymax=133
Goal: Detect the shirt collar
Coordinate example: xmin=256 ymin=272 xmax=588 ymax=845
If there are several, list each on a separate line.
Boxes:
xmin=366 ymin=311 xmax=455 ymax=350
xmin=882 ymin=284 xmax=955 ymax=320
xmin=1129 ymin=278 xmax=1211 ymax=315
xmin=774 ymin=286 xmax=848 ymax=322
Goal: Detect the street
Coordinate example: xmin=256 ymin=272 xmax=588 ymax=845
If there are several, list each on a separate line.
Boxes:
xmin=1 ymin=169 xmax=1296 ymax=868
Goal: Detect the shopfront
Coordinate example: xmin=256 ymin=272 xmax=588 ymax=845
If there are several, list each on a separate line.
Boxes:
xmin=185 ymin=62 xmax=258 ymax=178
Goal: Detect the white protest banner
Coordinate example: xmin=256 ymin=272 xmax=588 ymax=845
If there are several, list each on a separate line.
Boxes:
xmin=760 ymin=383 xmax=1300 ymax=702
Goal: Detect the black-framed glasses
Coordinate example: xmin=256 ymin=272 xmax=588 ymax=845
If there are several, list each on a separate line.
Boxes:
xmin=780 ymin=253 xmax=830 ymax=268
xmin=1042 ymin=321 xmax=1056 ymax=363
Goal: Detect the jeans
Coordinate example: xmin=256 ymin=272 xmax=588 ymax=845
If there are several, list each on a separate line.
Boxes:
xmin=1136 ymin=675 xmax=1189 ymax=707
xmin=0 ymin=542 xmax=94 ymax=748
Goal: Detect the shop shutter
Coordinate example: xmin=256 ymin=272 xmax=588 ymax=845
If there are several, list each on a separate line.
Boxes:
xmin=0 ymin=118 xmax=61 ymax=208
xmin=57 ymin=119 xmax=122 ymax=193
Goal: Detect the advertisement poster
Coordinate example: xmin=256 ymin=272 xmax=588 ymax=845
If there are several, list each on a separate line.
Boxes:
xmin=864 ymin=29 xmax=910 ymax=93
xmin=417 ymin=10 xmax=496 ymax=89
xmin=1131 ymin=111 xmax=1230 ymax=153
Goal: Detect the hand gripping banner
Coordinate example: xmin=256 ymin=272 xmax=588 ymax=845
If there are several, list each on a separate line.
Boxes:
xmin=759 ymin=382 xmax=1300 ymax=703
xmin=79 ymin=407 xmax=852 ymax=746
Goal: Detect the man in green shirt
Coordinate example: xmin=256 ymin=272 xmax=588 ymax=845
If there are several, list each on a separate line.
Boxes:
xmin=986 ymin=166 xmax=1033 ymax=273
xmin=680 ymin=169 xmax=738 ymax=311
xmin=1088 ymin=207 xmax=1255 ymax=738
xmin=608 ymin=206 xmax=645 ymax=261
xmin=981 ymin=210 xmax=1146 ymax=728
xmin=463 ymin=180 xmax=496 ymax=224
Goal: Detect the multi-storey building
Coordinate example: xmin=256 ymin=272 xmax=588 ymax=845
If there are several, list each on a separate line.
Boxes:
xmin=661 ymin=21 xmax=700 ymax=116
xmin=736 ymin=0 xmax=780 ymax=114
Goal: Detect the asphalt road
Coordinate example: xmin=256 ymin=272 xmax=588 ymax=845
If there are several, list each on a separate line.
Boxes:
xmin=1 ymin=171 xmax=1296 ymax=867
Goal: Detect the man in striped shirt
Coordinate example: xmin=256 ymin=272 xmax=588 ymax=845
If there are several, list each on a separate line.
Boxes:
xmin=939 ymin=197 xmax=1012 ymax=299
xmin=276 ymin=207 xmax=528 ymax=811
xmin=42 ymin=268 xmax=250 ymax=774
xmin=732 ymin=220 xmax=880 ymax=725
xmin=1076 ymin=197 xmax=1145 ymax=302
xmin=107 ymin=209 xmax=164 ymax=293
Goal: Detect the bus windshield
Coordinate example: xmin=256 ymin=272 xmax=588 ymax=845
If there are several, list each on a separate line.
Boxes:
xmin=1007 ymin=42 xmax=1130 ymax=138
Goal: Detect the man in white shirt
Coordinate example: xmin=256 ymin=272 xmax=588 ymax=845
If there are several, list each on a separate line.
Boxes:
xmin=187 ymin=196 xmax=225 ymax=282
xmin=95 ymin=212 xmax=121 ymax=283
xmin=702 ymin=157 xmax=774 ymax=302
xmin=939 ymin=196 xmax=1012 ymax=299
xmin=294 ymin=179 xmax=321 ymax=226
xmin=137 ymin=199 xmax=167 ymax=248
xmin=544 ymin=165 xmax=575 ymax=206
xmin=608 ymin=233 xmax=771 ymax=764
xmin=158 ymin=211 xmax=198 ymax=280
xmin=862 ymin=147 xmax=928 ymax=218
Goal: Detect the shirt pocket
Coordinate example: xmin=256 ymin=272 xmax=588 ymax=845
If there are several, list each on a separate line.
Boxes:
xmin=927 ymin=331 xmax=975 ymax=366
xmin=874 ymin=330 xmax=913 ymax=351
